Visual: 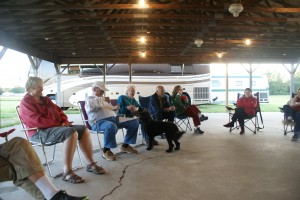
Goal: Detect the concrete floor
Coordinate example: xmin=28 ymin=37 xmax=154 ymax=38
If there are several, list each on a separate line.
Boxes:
xmin=0 ymin=112 xmax=300 ymax=200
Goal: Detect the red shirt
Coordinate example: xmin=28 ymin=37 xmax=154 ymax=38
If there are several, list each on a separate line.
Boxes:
xmin=19 ymin=93 xmax=70 ymax=137
xmin=236 ymin=95 xmax=258 ymax=116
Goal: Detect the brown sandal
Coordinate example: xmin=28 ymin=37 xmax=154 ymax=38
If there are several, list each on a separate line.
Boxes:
xmin=62 ymin=170 xmax=85 ymax=184
xmin=86 ymin=162 xmax=105 ymax=175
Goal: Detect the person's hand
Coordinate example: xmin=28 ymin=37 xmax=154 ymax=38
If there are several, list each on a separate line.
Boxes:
xmin=113 ymin=105 xmax=120 ymax=111
xmin=104 ymin=97 xmax=110 ymax=103
xmin=127 ymin=105 xmax=133 ymax=111
xmin=61 ymin=122 xmax=67 ymax=127
xmin=170 ymin=106 xmax=175 ymax=111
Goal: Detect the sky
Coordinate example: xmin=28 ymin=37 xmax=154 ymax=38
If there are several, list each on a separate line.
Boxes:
xmin=0 ymin=47 xmax=31 ymax=88
xmin=0 ymin=46 xmax=295 ymax=88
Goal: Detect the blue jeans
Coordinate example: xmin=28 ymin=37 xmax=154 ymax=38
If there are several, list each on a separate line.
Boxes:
xmin=92 ymin=116 xmax=139 ymax=148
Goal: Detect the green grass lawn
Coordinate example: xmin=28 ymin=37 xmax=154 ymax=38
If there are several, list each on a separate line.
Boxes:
xmin=0 ymin=95 xmax=290 ymax=128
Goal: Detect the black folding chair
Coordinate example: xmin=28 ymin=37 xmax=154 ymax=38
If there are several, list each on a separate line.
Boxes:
xmin=225 ymin=92 xmax=264 ymax=134
xmin=16 ymin=106 xmax=83 ymax=178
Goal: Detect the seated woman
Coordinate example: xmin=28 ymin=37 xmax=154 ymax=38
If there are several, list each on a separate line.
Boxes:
xmin=117 ymin=85 xmax=153 ymax=144
xmin=283 ymin=87 xmax=300 ymax=141
xmin=171 ymin=85 xmax=208 ymax=134
xmin=19 ymin=77 xmax=105 ymax=184
xmin=223 ymin=88 xmax=257 ymax=135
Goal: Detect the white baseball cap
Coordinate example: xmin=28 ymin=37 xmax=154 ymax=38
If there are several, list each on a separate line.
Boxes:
xmin=91 ymin=81 xmax=108 ymax=91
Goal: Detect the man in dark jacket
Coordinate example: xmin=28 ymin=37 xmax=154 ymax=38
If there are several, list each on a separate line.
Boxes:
xmin=149 ymin=85 xmax=175 ymax=122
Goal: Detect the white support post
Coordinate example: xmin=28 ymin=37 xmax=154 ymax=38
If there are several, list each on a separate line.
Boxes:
xmin=225 ymin=63 xmax=229 ymax=107
xmin=103 ymin=64 xmax=106 ymax=97
xmin=0 ymin=47 xmax=7 ymax=60
xmin=283 ymin=63 xmax=299 ymax=97
xmin=27 ymin=55 xmax=42 ymax=77
xmin=129 ymin=63 xmax=132 ymax=84
xmin=54 ymin=64 xmax=61 ymax=107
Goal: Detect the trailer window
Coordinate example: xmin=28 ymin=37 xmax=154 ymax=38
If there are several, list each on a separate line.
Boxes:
xmin=193 ymin=87 xmax=209 ymax=99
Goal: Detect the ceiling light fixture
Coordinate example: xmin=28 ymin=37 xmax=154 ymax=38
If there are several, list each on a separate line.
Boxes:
xmin=138 ymin=0 xmax=147 ymax=8
xmin=194 ymin=39 xmax=203 ymax=47
xmin=140 ymin=36 xmax=146 ymax=43
xmin=229 ymin=3 xmax=243 ymax=17
xmin=140 ymin=51 xmax=146 ymax=57
xmin=244 ymin=39 xmax=251 ymax=45
xmin=216 ymin=52 xmax=223 ymax=58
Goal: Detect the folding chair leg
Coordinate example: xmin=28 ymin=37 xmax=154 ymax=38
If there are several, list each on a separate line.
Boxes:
xmin=41 ymin=143 xmax=83 ymax=178
xmin=95 ymin=131 xmax=102 ymax=154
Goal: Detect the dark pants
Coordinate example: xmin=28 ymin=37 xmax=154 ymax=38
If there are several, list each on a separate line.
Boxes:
xmin=231 ymin=107 xmax=247 ymax=129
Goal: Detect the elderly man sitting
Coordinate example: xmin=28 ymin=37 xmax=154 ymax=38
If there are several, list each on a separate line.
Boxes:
xmin=149 ymin=85 xmax=175 ymax=122
xmin=85 ymin=81 xmax=139 ymax=161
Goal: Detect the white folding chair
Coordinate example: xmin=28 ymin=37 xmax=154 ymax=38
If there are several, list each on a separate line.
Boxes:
xmin=16 ymin=106 xmax=83 ymax=178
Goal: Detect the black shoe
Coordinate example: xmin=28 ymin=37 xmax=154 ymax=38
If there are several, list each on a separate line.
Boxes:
xmin=200 ymin=115 xmax=208 ymax=121
xmin=240 ymin=130 xmax=245 ymax=135
xmin=194 ymin=128 xmax=204 ymax=134
xmin=50 ymin=190 xmax=89 ymax=200
xmin=223 ymin=122 xmax=234 ymax=128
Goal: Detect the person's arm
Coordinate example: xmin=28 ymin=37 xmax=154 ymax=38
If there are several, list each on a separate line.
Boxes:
xmin=46 ymin=97 xmax=70 ymax=126
xmin=19 ymin=97 xmax=60 ymax=129
xmin=86 ymin=95 xmax=115 ymax=111
xmin=117 ymin=95 xmax=128 ymax=114
xmin=236 ymin=98 xmax=244 ymax=108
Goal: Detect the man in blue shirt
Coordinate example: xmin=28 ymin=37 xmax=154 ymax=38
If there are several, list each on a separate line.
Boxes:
xmin=149 ymin=85 xmax=175 ymax=122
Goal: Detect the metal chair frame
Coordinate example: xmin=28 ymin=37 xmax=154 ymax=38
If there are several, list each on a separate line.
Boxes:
xmin=16 ymin=106 xmax=83 ymax=178
xmin=226 ymin=92 xmax=263 ymax=134
xmin=77 ymin=101 xmax=126 ymax=156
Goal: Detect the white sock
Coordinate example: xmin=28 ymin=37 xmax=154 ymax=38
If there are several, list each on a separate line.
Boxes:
xmin=35 ymin=176 xmax=59 ymax=200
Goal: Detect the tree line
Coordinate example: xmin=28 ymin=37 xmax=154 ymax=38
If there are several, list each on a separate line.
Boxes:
xmin=266 ymin=71 xmax=300 ymax=95
xmin=0 ymin=87 xmax=25 ymax=95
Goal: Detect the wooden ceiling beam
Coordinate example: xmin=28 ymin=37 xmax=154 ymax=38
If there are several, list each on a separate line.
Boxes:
xmin=0 ymin=31 xmax=59 ymax=63
xmin=0 ymin=13 xmax=297 ymax=23
xmin=1 ymin=4 xmax=300 ymax=13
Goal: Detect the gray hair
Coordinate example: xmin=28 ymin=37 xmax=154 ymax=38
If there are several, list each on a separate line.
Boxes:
xmin=125 ymin=84 xmax=136 ymax=95
xmin=25 ymin=76 xmax=43 ymax=92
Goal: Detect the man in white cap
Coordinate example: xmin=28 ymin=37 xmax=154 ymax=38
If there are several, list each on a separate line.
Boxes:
xmin=85 ymin=81 xmax=139 ymax=161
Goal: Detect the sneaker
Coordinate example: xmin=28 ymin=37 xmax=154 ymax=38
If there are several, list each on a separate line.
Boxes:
xmin=223 ymin=122 xmax=234 ymax=128
xmin=102 ymin=150 xmax=116 ymax=161
xmin=194 ymin=127 xmax=204 ymax=134
xmin=119 ymin=145 xmax=138 ymax=154
xmin=291 ymin=133 xmax=299 ymax=141
xmin=50 ymin=190 xmax=89 ymax=200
